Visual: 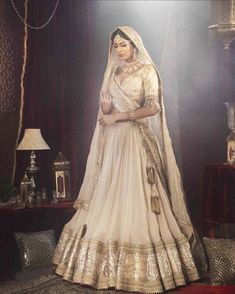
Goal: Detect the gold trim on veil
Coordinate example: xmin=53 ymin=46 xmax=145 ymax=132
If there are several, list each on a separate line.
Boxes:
xmin=74 ymin=26 xmax=207 ymax=274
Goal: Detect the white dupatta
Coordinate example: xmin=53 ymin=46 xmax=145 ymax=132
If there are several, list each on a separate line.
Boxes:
xmin=74 ymin=26 xmax=207 ymax=274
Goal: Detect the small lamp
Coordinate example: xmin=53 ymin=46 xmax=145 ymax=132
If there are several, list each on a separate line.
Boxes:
xmin=17 ymin=129 xmax=50 ymax=191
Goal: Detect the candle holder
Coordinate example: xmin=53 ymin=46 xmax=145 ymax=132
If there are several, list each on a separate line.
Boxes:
xmin=225 ymin=102 xmax=235 ymax=164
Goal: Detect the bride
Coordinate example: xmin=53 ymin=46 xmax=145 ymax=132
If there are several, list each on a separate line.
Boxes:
xmin=53 ymin=26 xmax=205 ymax=293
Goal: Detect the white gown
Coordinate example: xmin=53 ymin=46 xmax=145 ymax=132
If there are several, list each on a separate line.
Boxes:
xmin=53 ymin=62 xmax=199 ymax=293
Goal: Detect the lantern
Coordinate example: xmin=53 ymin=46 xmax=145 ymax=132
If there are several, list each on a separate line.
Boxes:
xmin=225 ymin=102 xmax=235 ymax=164
xmin=52 ymin=152 xmax=71 ymax=201
xmin=20 ymin=172 xmax=32 ymax=202
xmin=208 ymin=0 xmax=235 ymax=50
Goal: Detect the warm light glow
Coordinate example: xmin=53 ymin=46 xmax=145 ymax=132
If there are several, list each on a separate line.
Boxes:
xmin=17 ymin=129 xmax=50 ymax=150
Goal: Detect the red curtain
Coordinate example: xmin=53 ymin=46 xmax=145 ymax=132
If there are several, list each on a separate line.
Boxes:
xmin=0 ymin=0 xmax=23 ymax=190
xmin=3 ymin=1 xmax=235 ymax=230
xmin=15 ymin=0 xmax=98 ymax=198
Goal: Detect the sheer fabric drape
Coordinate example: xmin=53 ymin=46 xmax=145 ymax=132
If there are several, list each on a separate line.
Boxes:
xmin=53 ymin=26 xmax=206 ymax=293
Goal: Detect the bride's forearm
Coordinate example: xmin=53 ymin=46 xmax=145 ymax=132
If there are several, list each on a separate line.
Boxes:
xmin=101 ymin=104 xmax=112 ymax=114
xmin=102 ymin=108 xmax=111 ymax=114
xmin=114 ymin=106 xmax=158 ymax=122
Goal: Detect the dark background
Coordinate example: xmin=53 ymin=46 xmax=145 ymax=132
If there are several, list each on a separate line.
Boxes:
xmin=1 ymin=0 xmax=235 ymax=233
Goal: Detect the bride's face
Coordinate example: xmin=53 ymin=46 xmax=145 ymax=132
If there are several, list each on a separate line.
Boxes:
xmin=113 ymin=35 xmax=134 ymax=62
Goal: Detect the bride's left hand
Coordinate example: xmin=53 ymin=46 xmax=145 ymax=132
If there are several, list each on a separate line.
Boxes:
xmin=98 ymin=114 xmax=117 ymax=126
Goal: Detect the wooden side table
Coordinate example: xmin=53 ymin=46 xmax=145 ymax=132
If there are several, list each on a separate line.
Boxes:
xmin=203 ymin=164 xmax=235 ymax=238
xmin=0 ymin=202 xmax=76 ymax=281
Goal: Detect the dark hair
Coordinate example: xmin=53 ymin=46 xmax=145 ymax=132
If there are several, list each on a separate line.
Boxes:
xmin=111 ymin=29 xmax=136 ymax=48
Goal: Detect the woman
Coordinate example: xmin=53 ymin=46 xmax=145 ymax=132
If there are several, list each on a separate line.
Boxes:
xmin=53 ymin=26 xmax=206 ymax=293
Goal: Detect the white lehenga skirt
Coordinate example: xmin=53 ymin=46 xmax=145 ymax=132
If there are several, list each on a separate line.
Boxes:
xmin=53 ymin=121 xmax=199 ymax=293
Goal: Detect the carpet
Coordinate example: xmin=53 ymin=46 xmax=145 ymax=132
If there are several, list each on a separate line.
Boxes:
xmin=172 ymin=284 xmax=235 ymax=293
xmin=1 ymin=273 xmax=235 ymax=294
xmin=1 ymin=274 xmax=87 ymax=294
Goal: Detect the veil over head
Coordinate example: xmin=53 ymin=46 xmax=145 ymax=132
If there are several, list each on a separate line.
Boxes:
xmin=74 ymin=26 xmax=207 ymax=273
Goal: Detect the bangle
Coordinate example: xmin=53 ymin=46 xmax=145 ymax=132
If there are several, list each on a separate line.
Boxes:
xmin=129 ymin=111 xmax=135 ymax=121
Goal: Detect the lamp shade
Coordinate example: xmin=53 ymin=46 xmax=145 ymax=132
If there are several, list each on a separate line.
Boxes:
xmin=17 ymin=129 xmax=50 ymax=150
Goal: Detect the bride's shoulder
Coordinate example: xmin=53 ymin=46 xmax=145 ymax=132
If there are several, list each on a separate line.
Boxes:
xmin=142 ymin=64 xmax=157 ymax=78
xmin=143 ymin=64 xmax=155 ymax=71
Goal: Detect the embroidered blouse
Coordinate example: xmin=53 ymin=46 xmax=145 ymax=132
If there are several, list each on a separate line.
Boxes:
xmin=113 ymin=63 xmax=161 ymax=112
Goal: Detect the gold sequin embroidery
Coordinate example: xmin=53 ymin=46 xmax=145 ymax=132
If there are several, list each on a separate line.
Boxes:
xmin=53 ymin=229 xmax=199 ymax=293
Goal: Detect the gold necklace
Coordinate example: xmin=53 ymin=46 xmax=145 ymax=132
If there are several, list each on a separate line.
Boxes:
xmin=116 ymin=59 xmax=144 ymax=75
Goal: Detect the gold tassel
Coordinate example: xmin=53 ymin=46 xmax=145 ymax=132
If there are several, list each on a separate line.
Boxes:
xmin=151 ymin=184 xmax=160 ymax=214
xmin=151 ymin=196 xmax=160 ymax=214
xmin=81 ymin=224 xmax=87 ymax=238
xmin=146 ymin=166 xmax=156 ymax=185
xmin=147 ymin=166 xmax=160 ymax=214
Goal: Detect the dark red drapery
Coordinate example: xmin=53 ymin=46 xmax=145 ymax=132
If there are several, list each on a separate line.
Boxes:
xmin=1 ymin=0 xmax=234 ymax=232
xmin=14 ymin=0 xmax=99 ymax=198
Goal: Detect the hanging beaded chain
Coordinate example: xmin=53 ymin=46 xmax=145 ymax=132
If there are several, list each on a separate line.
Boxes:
xmin=10 ymin=0 xmax=60 ymax=30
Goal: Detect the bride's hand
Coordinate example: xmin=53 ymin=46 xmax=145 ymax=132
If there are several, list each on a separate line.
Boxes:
xmin=100 ymin=91 xmax=112 ymax=114
xmin=98 ymin=114 xmax=117 ymax=126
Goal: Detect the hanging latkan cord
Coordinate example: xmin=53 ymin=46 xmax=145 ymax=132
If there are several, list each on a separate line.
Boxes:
xmin=10 ymin=0 xmax=60 ymax=30
xmin=11 ymin=0 xmax=29 ymax=185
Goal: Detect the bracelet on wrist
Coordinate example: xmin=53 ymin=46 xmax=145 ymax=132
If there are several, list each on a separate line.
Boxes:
xmin=129 ymin=111 xmax=135 ymax=121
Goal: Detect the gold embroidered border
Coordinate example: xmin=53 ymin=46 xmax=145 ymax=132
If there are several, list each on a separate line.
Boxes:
xmin=144 ymin=95 xmax=161 ymax=112
xmin=134 ymin=121 xmax=167 ymax=191
xmin=53 ymin=229 xmax=199 ymax=293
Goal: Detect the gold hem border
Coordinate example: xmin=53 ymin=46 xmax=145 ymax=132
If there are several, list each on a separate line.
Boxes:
xmin=55 ymin=267 xmax=193 ymax=294
xmin=53 ymin=229 xmax=199 ymax=293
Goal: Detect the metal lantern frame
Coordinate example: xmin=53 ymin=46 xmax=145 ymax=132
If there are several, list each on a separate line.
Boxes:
xmin=52 ymin=152 xmax=72 ymax=201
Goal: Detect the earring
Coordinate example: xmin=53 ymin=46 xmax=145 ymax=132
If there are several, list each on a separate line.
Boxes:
xmin=133 ymin=48 xmax=138 ymax=60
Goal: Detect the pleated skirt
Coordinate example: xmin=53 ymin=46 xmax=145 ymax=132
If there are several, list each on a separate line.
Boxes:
xmin=53 ymin=121 xmax=199 ymax=293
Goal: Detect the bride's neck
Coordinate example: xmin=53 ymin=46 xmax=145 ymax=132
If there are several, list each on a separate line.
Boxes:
xmin=125 ymin=57 xmax=137 ymax=64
